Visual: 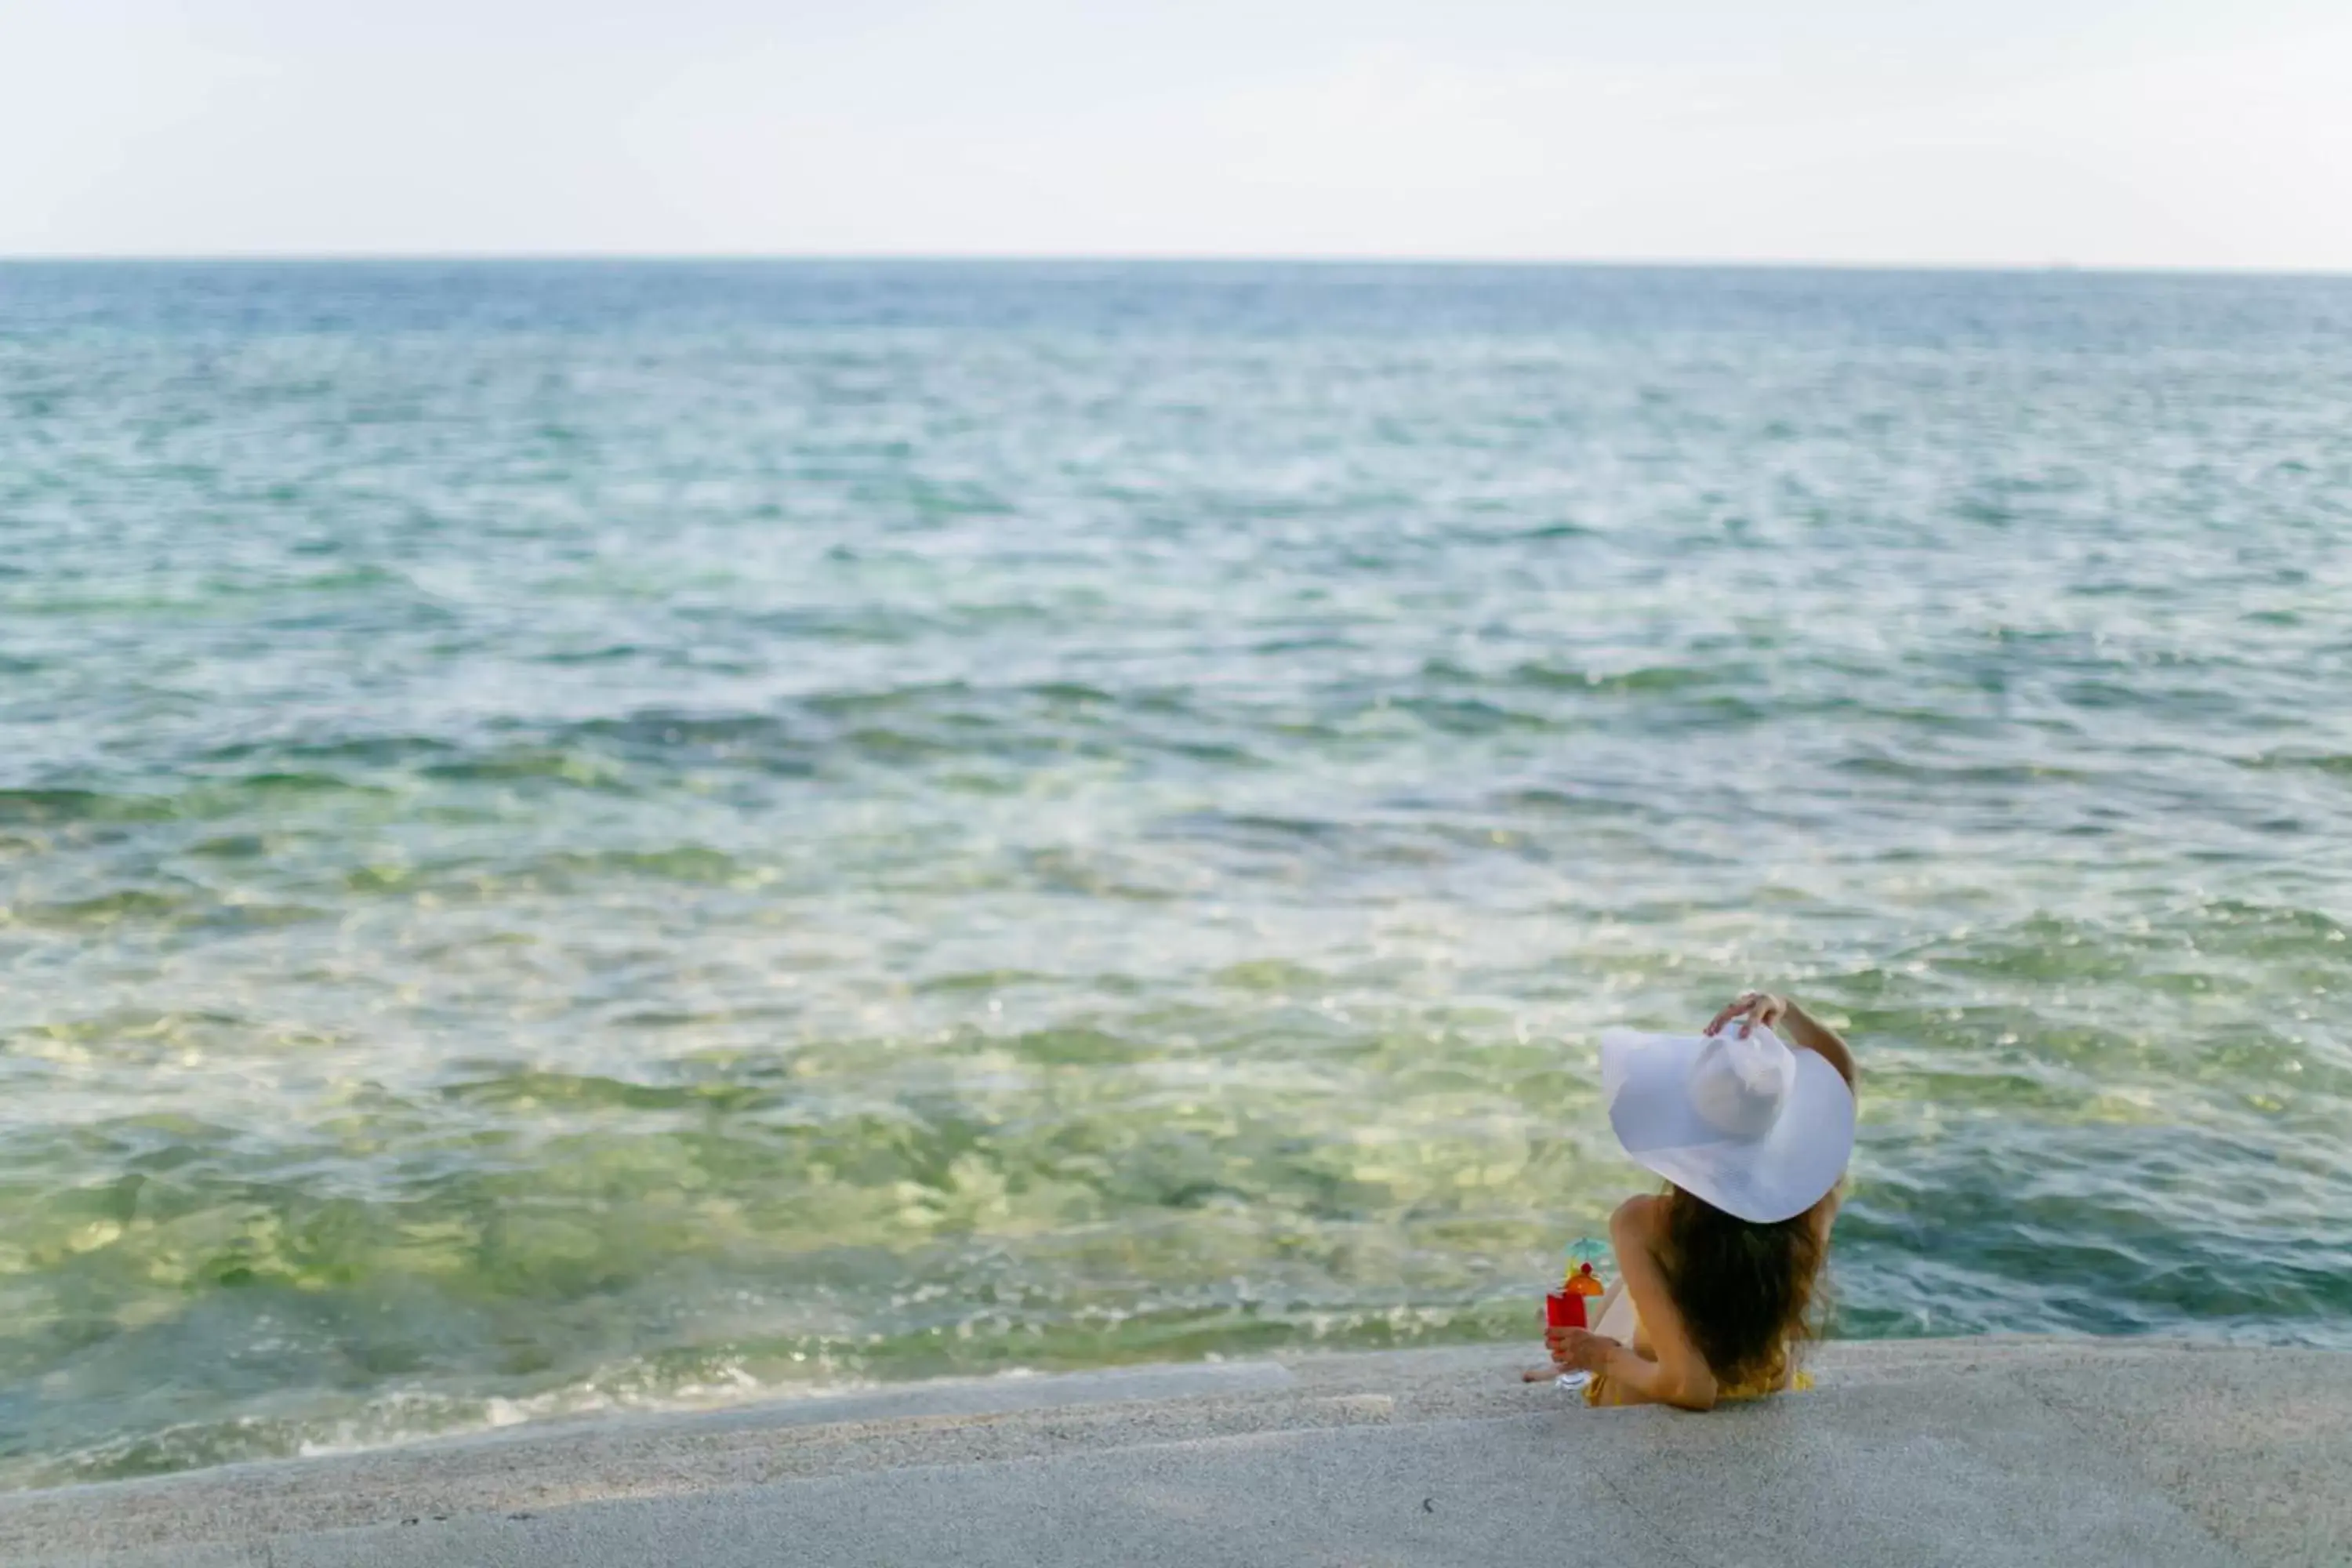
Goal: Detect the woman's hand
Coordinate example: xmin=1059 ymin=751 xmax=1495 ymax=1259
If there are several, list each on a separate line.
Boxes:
xmin=1546 ymin=1325 xmax=1621 ymax=1374
xmin=1706 ymin=991 xmax=1787 ymax=1038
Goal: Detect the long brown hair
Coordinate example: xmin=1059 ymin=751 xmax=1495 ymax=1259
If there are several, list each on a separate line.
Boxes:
xmin=1657 ymin=1185 xmax=1831 ymax=1389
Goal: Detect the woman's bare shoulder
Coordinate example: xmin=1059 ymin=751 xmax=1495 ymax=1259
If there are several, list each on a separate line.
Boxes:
xmin=1610 ymin=1192 xmax=1667 ymax=1236
xmin=1811 ymin=1185 xmax=1843 ymax=1244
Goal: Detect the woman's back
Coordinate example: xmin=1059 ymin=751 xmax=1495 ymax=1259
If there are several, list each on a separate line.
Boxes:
xmin=1580 ymin=1189 xmax=1835 ymax=1406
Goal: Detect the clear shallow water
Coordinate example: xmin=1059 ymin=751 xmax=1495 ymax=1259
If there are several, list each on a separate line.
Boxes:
xmin=3 ymin=261 xmax=2350 ymax=1488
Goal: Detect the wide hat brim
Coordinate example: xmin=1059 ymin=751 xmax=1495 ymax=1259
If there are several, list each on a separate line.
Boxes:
xmin=1599 ymin=1022 xmax=1854 ymax=1223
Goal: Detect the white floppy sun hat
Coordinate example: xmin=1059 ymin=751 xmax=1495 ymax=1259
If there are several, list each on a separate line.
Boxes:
xmin=1599 ymin=1021 xmax=1855 ymax=1224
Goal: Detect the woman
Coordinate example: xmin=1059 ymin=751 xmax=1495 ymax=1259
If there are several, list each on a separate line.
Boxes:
xmin=1535 ymin=990 xmax=1858 ymax=1410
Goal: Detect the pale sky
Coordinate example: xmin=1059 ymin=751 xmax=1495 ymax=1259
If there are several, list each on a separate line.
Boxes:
xmin=5 ymin=0 xmax=2350 ymax=267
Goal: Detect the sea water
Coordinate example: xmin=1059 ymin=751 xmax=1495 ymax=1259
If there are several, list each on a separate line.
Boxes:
xmin=2 ymin=261 xmax=2349 ymax=1486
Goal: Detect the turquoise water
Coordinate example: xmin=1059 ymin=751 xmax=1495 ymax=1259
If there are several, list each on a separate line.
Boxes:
xmin=3 ymin=262 xmax=2350 ymax=1488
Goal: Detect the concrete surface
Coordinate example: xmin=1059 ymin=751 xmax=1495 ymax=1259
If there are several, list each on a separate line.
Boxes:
xmin=2 ymin=1338 xmax=2344 ymax=1567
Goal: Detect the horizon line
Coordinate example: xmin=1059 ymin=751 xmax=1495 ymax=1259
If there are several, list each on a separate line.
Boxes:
xmin=4 ymin=252 xmax=2350 ymax=280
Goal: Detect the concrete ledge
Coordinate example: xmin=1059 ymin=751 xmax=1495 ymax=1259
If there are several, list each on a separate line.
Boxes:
xmin=2 ymin=1338 xmax=2344 ymax=1567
